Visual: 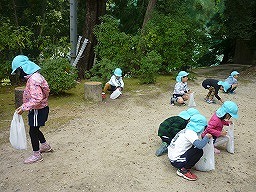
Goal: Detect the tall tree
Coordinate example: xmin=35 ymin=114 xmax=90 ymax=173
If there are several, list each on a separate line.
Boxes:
xmin=141 ymin=0 xmax=157 ymax=32
xmin=76 ymin=0 xmax=106 ymax=79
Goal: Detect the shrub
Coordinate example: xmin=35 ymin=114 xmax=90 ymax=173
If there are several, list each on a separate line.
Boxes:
xmin=137 ymin=51 xmax=162 ymax=84
xmin=90 ymin=58 xmax=118 ymax=83
xmin=40 ymin=58 xmax=78 ymax=94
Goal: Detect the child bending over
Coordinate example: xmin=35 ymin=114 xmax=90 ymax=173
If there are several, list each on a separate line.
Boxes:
xmin=202 ymin=79 xmax=231 ymax=104
xmin=102 ymin=68 xmax=124 ymax=99
xmin=201 ymin=101 xmax=238 ymax=154
xmin=168 ymin=114 xmax=212 ymax=181
xmin=156 ymin=108 xmax=200 ymax=156
xmin=225 ymin=71 xmax=239 ymax=94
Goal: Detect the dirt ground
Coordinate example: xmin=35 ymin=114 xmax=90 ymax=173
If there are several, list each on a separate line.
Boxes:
xmin=0 ymin=64 xmax=255 ymax=192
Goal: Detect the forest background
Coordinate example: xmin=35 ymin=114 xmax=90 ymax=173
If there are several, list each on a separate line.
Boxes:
xmin=0 ymin=0 xmax=256 ymax=93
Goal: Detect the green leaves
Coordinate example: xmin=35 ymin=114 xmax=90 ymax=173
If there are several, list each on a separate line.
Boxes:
xmin=40 ymin=58 xmax=78 ymax=94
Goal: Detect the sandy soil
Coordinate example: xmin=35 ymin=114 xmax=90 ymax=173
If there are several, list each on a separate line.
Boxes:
xmin=0 ymin=64 xmax=255 ymax=192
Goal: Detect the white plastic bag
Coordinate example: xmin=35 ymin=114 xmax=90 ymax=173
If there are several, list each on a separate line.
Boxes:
xmin=110 ymin=89 xmax=122 ymax=99
xmin=195 ymin=138 xmax=215 ymax=171
xmin=188 ymin=92 xmax=196 ymax=107
xmin=226 ymin=124 xmax=234 ymax=154
xmin=9 ymin=112 xmax=27 ymax=150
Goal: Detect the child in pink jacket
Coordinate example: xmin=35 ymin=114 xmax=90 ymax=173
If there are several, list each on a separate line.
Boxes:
xmin=11 ymin=55 xmax=52 ymax=164
xmin=202 ymin=101 xmax=238 ymax=153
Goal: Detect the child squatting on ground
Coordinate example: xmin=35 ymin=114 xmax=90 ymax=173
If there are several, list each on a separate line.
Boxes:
xmin=171 ymin=71 xmax=191 ymax=106
xmin=201 ymin=101 xmax=238 ymax=154
xmin=225 ymin=71 xmax=239 ymax=94
xmin=202 ymin=78 xmax=231 ymax=104
xmin=168 ymin=114 xmax=212 ymax=181
xmin=155 ymin=108 xmax=200 ymax=156
xmin=102 ymin=68 xmax=124 ymax=99
xmin=11 ymin=55 xmax=52 ymax=164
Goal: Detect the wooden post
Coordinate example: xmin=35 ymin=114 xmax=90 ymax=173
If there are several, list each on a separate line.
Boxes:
xmin=84 ymin=81 xmax=102 ymax=102
xmin=14 ymin=86 xmax=25 ymax=108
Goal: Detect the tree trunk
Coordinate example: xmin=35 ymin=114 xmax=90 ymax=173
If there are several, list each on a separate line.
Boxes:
xmin=77 ymin=0 xmax=106 ymax=79
xmin=141 ymin=0 xmax=157 ymax=33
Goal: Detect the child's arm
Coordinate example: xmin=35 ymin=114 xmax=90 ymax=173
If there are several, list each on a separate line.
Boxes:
xmin=109 ymin=75 xmax=120 ymax=87
xmin=205 ymin=121 xmax=222 ymax=137
xmin=193 ymin=134 xmax=212 ymax=149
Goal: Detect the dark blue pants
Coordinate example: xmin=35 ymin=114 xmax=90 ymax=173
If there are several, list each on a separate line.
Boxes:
xmin=171 ymin=146 xmax=203 ymax=169
xmin=28 ymin=106 xmax=49 ymax=151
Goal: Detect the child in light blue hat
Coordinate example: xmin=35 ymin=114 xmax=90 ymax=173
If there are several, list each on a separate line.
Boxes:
xmin=155 ymin=108 xmax=200 ymax=156
xmin=11 ymin=55 xmax=52 ymax=164
xmin=102 ymin=68 xmax=124 ymax=99
xmin=170 ymin=71 xmax=191 ymax=106
xmin=202 ymin=101 xmax=238 ymax=154
xmin=168 ymin=114 xmax=212 ymax=181
xmin=202 ymin=79 xmax=231 ymax=104
xmin=225 ymin=71 xmax=239 ymax=94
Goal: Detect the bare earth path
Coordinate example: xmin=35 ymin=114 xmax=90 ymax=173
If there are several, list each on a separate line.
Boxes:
xmin=0 ymin=64 xmax=255 ymax=192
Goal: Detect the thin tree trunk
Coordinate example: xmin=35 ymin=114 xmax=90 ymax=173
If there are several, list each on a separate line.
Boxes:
xmin=141 ymin=0 xmax=157 ymax=33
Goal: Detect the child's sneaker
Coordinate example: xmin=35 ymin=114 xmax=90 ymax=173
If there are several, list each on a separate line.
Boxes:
xmin=176 ymin=168 xmax=197 ymax=181
xmin=206 ymin=99 xmax=215 ymax=104
xmin=214 ymin=147 xmax=221 ymax=154
xmin=24 ymin=152 xmax=43 ymax=164
xmin=40 ymin=143 xmax=53 ymax=153
xmin=102 ymin=92 xmax=106 ymax=99
xmin=155 ymin=142 xmax=168 ymax=156
xmin=170 ymin=97 xmax=176 ymax=106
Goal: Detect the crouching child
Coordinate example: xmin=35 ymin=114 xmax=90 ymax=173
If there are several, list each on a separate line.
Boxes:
xmin=168 ymin=114 xmax=212 ymax=181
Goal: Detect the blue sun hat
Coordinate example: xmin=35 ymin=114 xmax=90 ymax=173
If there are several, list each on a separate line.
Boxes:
xmin=176 ymin=71 xmax=189 ymax=82
xmin=231 ymin=71 xmax=239 ymax=77
xmin=187 ymin=108 xmax=200 ymax=117
xmin=216 ymin=101 xmax=239 ymax=119
xmin=11 ymin=55 xmax=41 ymax=75
xmin=217 ymin=81 xmax=231 ymax=92
xmin=178 ymin=111 xmax=190 ymax=120
xmin=114 ymin=68 xmax=122 ymax=77
xmin=186 ymin=114 xmax=207 ymax=134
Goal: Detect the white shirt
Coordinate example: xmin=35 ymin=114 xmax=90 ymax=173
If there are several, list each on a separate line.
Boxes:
xmin=168 ymin=129 xmax=198 ymax=161
xmin=108 ymin=75 xmax=124 ymax=88
xmin=173 ymin=82 xmax=189 ymax=95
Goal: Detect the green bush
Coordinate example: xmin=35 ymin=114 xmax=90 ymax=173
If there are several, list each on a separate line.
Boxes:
xmin=137 ymin=51 xmax=162 ymax=84
xmin=40 ymin=58 xmax=78 ymax=94
xmin=94 ymin=15 xmax=138 ymax=74
xmin=90 ymin=58 xmax=118 ymax=83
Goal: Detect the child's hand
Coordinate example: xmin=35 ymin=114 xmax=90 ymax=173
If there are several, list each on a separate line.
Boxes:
xmin=16 ymin=106 xmax=23 ymax=115
xmin=221 ymin=130 xmax=227 ymax=136
xmin=206 ymin=133 xmax=212 ymax=139
xmin=228 ymin=121 xmax=233 ymax=125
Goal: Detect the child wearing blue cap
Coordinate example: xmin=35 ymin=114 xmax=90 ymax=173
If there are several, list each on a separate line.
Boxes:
xmin=170 ymin=71 xmax=191 ymax=106
xmin=102 ymin=68 xmax=124 ymax=99
xmin=155 ymin=108 xmax=200 ymax=156
xmin=202 ymin=79 xmax=231 ymax=104
xmin=168 ymin=114 xmax=212 ymax=181
xmin=225 ymin=71 xmax=239 ymax=94
xmin=201 ymin=101 xmax=238 ymax=154
xmin=11 ymin=55 xmax=52 ymax=164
